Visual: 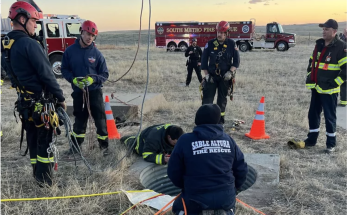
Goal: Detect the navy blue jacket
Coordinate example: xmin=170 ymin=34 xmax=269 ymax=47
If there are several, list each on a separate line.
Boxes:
xmin=201 ymin=38 xmax=240 ymax=76
xmin=61 ymin=39 xmax=109 ymax=92
xmin=5 ymin=30 xmax=64 ymax=102
xmin=167 ymin=124 xmax=248 ymax=195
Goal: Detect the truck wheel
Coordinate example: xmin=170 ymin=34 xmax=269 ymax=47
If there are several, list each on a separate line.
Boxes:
xmin=167 ymin=43 xmax=177 ymax=52
xmin=239 ymin=42 xmax=250 ymax=52
xmin=49 ymin=54 xmax=63 ymax=78
xmin=179 ymin=43 xmax=188 ymax=52
xmin=276 ymin=41 xmax=288 ymax=51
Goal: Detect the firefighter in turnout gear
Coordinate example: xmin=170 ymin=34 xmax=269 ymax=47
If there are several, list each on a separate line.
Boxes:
xmin=185 ymin=38 xmax=203 ymax=86
xmin=120 ymin=124 xmax=184 ymax=165
xmin=201 ymin=21 xmax=240 ymax=125
xmin=302 ymin=19 xmax=346 ymax=154
xmin=2 ymin=1 xmax=66 ymax=186
xmin=338 ymin=28 xmax=347 ymax=106
xmin=61 ymin=20 xmax=110 ymax=156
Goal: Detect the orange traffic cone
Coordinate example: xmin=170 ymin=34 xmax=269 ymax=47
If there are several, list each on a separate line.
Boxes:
xmin=245 ymin=96 xmax=270 ymax=140
xmin=105 ymin=95 xmax=121 ymax=139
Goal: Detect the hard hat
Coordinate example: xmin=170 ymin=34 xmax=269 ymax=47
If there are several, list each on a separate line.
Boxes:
xmin=81 ymin=20 xmax=98 ymax=36
xmin=192 ymin=38 xmax=197 ymax=42
xmin=216 ymin=21 xmax=230 ymax=33
xmin=8 ymin=1 xmax=40 ymax=20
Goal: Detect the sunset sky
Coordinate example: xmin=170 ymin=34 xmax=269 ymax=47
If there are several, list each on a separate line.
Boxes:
xmin=1 ymin=0 xmax=347 ymax=32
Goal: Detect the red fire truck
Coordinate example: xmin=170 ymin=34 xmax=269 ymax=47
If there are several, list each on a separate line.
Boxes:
xmin=155 ymin=19 xmax=296 ymax=52
xmin=1 ymin=0 xmax=85 ymax=78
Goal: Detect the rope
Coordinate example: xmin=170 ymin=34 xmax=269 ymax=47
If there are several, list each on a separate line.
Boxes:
xmin=154 ymin=193 xmax=180 ymax=215
xmin=120 ymin=193 xmax=164 ymax=215
xmin=236 ymin=198 xmax=266 ymax=215
xmin=0 ymin=190 xmax=153 ymax=202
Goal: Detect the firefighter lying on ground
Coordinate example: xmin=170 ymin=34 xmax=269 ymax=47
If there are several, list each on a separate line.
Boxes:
xmin=2 ymin=1 xmax=66 ymax=187
xmin=185 ymin=38 xmax=203 ymax=86
xmin=120 ymin=124 xmax=184 ymax=165
xmin=201 ymin=20 xmax=240 ymax=125
xmin=167 ymin=104 xmax=248 ymax=215
xmin=61 ymin=20 xmax=110 ymax=156
xmin=288 ymin=19 xmax=347 ymax=154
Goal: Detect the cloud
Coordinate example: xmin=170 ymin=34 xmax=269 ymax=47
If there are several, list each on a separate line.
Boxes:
xmin=345 ymin=12 xmax=347 ymax=14
xmin=249 ymin=0 xmax=264 ymax=4
xmin=332 ymin=13 xmax=339 ymax=15
xmin=275 ymin=3 xmax=278 ymax=5
xmin=264 ymin=3 xmax=270 ymax=5
xmin=215 ymin=2 xmax=227 ymax=5
xmin=249 ymin=7 xmax=252 ymax=9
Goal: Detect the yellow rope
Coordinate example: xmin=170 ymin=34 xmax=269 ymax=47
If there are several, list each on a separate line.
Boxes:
xmin=1 ymin=189 xmax=153 ymax=202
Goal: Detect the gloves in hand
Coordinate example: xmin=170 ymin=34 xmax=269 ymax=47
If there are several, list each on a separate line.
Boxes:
xmin=84 ymin=76 xmax=94 ymax=86
xmin=73 ymin=78 xmax=86 ymax=89
xmin=224 ymin=71 xmax=232 ymax=81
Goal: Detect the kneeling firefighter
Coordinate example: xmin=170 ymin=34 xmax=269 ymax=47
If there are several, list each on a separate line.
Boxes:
xmin=2 ymin=1 xmax=66 ymax=186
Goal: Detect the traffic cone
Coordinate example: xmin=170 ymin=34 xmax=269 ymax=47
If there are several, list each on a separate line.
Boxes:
xmin=245 ymin=96 xmax=270 ymax=140
xmin=105 ymin=95 xmax=121 ymax=139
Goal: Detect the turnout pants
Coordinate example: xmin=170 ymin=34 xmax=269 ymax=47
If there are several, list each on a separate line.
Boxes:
xmin=305 ymin=89 xmax=338 ymax=148
xmin=172 ymin=189 xmax=235 ymax=215
xmin=340 ymin=81 xmax=347 ymax=105
xmin=202 ymin=75 xmax=231 ymax=124
xmin=71 ymin=88 xmax=108 ymax=150
xmin=186 ymin=62 xmax=203 ymax=86
xmin=25 ymin=121 xmax=54 ymax=185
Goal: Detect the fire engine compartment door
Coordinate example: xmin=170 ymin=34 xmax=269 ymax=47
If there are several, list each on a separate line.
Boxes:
xmin=64 ymin=21 xmax=82 ymax=49
xmin=35 ymin=20 xmax=47 ymax=53
xmin=45 ymin=21 xmax=65 ymax=54
xmin=265 ymin=23 xmax=278 ymax=42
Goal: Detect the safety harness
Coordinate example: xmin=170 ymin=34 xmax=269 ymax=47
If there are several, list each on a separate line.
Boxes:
xmin=2 ymin=34 xmax=61 ymax=168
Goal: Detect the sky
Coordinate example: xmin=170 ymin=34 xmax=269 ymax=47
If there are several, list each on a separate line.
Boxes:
xmin=1 ymin=0 xmax=347 ymax=32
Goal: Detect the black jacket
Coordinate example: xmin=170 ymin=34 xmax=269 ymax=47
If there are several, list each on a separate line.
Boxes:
xmin=185 ymin=45 xmax=202 ymax=65
xmin=201 ymin=38 xmax=240 ymax=76
xmin=4 ymin=30 xmax=64 ymax=102
xmin=168 ymin=124 xmax=248 ymax=194
xmin=306 ymin=35 xmax=347 ymax=94
xmin=135 ymin=124 xmax=175 ymax=165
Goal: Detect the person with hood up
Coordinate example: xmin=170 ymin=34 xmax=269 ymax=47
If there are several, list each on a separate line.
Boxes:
xmin=167 ymin=104 xmax=248 ymax=215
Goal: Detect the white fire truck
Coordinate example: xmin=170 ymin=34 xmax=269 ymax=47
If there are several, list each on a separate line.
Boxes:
xmin=1 ymin=1 xmax=85 ymax=78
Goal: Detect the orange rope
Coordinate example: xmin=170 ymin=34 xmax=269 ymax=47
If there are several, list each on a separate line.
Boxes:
xmin=181 ymin=198 xmax=187 ymax=214
xmin=154 ymin=193 xmax=181 ymax=215
xmin=236 ymin=198 xmax=266 ymax=215
xmin=160 ymin=206 xmax=173 ymax=215
xmin=121 ymin=193 xmax=164 ymax=215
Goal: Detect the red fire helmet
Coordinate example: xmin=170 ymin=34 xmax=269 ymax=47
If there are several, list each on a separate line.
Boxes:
xmin=81 ymin=20 xmax=98 ymax=36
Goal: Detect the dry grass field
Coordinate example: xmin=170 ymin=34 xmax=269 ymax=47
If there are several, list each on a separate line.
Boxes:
xmin=1 ymin=23 xmax=347 ymax=215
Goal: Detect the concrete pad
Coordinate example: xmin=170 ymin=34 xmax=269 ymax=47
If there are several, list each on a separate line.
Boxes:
xmin=237 ymin=154 xmax=280 ymax=208
xmin=129 ymin=153 xmax=280 ymax=208
xmin=337 ymin=106 xmax=347 ymax=130
xmin=66 ymin=93 xmax=167 ymax=120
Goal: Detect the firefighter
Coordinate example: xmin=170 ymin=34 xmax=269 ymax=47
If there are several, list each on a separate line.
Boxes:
xmin=167 ymin=104 xmax=248 ymax=215
xmin=338 ymin=28 xmax=347 ymax=106
xmin=2 ymin=1 xmax=66 ymax=186
xmin=185 ymin=38 xmax=203 ymax=86
xmin=120 ymin=124 xmax=184 ymax=165
xmin=289 ymin=19 xmax=346 ymax=154
xmin=201 ymin=21 xmax=240 ymax=125
xmin=61 ymin=20 xmax=110 ymax=156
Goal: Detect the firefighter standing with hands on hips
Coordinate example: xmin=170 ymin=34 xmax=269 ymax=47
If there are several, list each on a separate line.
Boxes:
xmin=2 ymin=1 xmax=66 ymax=187
xmin=185 ymin=38 xmax=203 ymax=86
xmin=201 ymin=21 xmax=240 ymax=125
xmin=61 ymin=20 xmax=110 ymax=156
xmin=288 ymin=19 xmax=347 ymax=154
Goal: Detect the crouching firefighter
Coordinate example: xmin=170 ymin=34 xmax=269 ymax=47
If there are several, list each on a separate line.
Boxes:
xmin=201 ymin=20 xmax=240 ymax=125
xmin=120 ymin=124 xmax=184 ymax=165
xmin=2 ymin=1 xmax=66 ymax=186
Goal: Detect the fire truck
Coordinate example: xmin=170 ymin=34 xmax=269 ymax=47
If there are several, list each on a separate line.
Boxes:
xmin=154 ymin=19 xmax=296 ymax=52
xmin=1 ymin=0 xmax=85 ymax=78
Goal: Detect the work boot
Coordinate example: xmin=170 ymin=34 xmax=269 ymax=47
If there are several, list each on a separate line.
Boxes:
xmin=219 ymin=116 xmax=225 ymax=125
xmin=304 ymin=132 xmax=319 ymax=146
xmin=101 ymin=147 xmax=109 ymax=156
xmin=325 ymin=147 xmax=335 ymax=154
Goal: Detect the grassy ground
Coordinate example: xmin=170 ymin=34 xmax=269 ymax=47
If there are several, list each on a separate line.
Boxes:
xmin=1 ymin=32 xmax=347 ymax=215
